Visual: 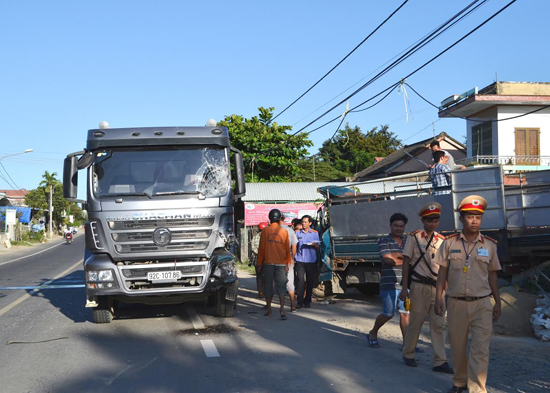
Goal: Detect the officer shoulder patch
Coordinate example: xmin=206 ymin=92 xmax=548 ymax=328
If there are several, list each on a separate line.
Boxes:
xmin=410 ymin=230 xmax=421 ymax=236
xmin=483 ymin=235 xmax=498 ymax=244
xmin=445 ymin=233 xmax=459 ymax=240
xmin=435 ymin=233 xmax=446 ymax=240
xmin=311 ymin=229 xmax=318 ymax=233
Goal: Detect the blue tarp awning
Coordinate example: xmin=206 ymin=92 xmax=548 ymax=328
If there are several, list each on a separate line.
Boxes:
xmin=0 ymin=206 xmax=32 ymax=223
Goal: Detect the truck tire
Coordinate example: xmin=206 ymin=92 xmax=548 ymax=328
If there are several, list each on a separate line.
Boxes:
xmin=93 ymin=308 xmax=112 ymax=324
xmin=92 ymin=296 xmax=113 ymax=324
xmin=216 ymin=282 xmax=238 ymax=318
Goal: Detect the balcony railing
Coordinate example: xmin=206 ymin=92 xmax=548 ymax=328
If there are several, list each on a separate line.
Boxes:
xmin=456 ymin=155 xmax=550 ymax=166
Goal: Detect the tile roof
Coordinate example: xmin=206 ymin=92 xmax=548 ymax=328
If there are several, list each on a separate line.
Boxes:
xmin=354 ymin=132 xmax=465 ymax=180
xmin=0 ymin=189 xmax=29 ymax=198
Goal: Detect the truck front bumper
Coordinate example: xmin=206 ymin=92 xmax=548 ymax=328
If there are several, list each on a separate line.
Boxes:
xmin=84 ymin=251 xmax=237 ymax=298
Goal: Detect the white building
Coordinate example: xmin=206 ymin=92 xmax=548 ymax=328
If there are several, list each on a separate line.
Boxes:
xmin=438 ymin=82 xmax=550 ymax=169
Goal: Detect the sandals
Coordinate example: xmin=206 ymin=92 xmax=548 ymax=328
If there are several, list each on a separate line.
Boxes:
xmin=280 ymin=315 xmax=288 ymax=320
xmin=366 ymin=334 xmax=380 ymax=348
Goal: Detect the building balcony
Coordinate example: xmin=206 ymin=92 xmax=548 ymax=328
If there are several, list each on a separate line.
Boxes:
xmin=457 ymin=155 xmax=550 ymax=169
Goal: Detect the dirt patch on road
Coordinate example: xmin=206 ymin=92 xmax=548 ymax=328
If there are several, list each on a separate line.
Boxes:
xmin=179 ymin=324 xmax=240 ymax=336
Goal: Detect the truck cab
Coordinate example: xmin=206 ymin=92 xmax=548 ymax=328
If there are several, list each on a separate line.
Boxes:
xmin=63 ymin=124 xmax=246 ymax=323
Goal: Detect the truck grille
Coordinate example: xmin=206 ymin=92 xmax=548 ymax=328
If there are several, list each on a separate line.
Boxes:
xmin=108 ymin=218 xmax=214 ymax=255
xmin=108 ymin=218 xmax=215 ymax=231
xmin=115 ymin=242 xmax=209 ymax=254
xmin=112 ymin=229 xmax=212 ymax=242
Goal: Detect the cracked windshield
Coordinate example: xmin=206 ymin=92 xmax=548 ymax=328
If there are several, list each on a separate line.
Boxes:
xmin=92 ymin=148 xmax=230 ymax=197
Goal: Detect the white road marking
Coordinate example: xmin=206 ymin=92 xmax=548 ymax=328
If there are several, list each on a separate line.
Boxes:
xmin=185 ymin=304 xmax=206 ymax=330
xmin=0 ymin=259 xmax=83 ymax=318
xmin=200 ymin=339 xmax=220 ymax=358
xmin=0 ymin=240 xmax=68 ymax=266
xmin=0 ymin=284 xmax=85 ymax=290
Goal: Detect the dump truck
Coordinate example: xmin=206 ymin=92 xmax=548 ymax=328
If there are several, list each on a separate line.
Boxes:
xmin=317 ymin=166 xmax=550 ymax=295
xmin=63 ymin=123 xmax=246 ymax=323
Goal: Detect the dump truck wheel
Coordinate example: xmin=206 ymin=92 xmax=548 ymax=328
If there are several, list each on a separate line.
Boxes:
xmin=93 ymin=309 xmax=112 ymax=323
xmin=216 ymin=282 xmax=237 ymax=318
xmin=92 ymin=296 xmax=113 ymax=323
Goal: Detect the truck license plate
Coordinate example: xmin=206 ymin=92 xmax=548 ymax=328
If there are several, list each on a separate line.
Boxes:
xmin=147 ymin=271 xmax=182 ymax=282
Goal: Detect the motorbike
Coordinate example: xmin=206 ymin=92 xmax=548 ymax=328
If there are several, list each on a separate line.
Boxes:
xmin=65 ymin=232 xmax=73 ymax=245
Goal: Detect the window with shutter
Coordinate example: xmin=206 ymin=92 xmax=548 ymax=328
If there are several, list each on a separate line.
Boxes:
xmin=515 ymin=128 xmax=540 ymax=165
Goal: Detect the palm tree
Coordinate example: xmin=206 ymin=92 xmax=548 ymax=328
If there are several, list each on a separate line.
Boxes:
xmin=39 ymin=171 xmax=59 ymax=239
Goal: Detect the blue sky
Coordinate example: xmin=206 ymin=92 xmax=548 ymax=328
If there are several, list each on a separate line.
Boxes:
xmin=0 ymin=0 xmax=547 ymax=194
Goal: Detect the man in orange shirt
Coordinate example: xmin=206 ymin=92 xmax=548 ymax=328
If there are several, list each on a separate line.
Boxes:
xmin=258 ymin=209 xmax=292 ymax=319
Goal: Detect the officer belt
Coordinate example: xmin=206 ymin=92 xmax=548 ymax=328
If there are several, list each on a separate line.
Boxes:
xmin=450 ymin=294 xmax=491 ymax=302
xmin=411 ymin=272 xmax=436 ymax=287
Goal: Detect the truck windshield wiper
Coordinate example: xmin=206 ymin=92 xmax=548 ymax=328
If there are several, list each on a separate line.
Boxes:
xmin=108 ymin=192 xmax=152 ymax=199
xmin=153 ymin=191 xmax=202 ymax=196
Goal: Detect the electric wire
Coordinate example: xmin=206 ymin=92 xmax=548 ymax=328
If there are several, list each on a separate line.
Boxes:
xmin=250 ymin=0 xmax=517 ymax=172
xmin=270 ymin=0 xmax=410 ymax=124
xmin=293 ymin=0 xmax=491 ymax=135
xmin=291 ymin=0 xmax=489 ymax=128
xmin=0 ymin=163 xmax=26 ymax=196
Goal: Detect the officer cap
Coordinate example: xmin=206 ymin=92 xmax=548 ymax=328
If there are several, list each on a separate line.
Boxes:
xmin=458 ymin=195 xmax=487 ymax=214
xmin=419 ymin=202 xmax=442 ymax=218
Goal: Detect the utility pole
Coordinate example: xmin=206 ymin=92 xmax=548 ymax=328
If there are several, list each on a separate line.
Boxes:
xmin=48 ymin=184 xmax=53 ymax=239
xmin=312 ymin=156 xmax=316 ymax=182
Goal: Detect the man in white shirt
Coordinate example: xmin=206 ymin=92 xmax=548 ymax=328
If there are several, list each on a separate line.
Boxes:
xmin=430 ymin=140 xmax=466 ymax=170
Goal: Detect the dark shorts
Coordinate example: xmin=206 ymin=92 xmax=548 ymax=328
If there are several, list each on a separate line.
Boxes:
xmin=262 ymin=265 xmax=288 ymax=298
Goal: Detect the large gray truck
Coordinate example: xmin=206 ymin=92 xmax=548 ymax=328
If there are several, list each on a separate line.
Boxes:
xmin=63 ymin=123 xmax=246 ymax=323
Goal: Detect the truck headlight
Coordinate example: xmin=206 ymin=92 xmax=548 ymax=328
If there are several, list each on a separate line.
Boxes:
xmin=88 ymin=270 xmax=114 ymax=282
xmin=212 ymin=258 xmax=237 ymax=280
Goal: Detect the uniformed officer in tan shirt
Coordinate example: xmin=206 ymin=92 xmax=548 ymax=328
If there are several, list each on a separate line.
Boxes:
xmin=435 ymin=195 xmax=502 ymax=393
xmin=400 ymin=203 xmax=453 ymax=374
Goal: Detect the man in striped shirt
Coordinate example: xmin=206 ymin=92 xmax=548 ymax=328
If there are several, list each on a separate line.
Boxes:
xmin=367 ymin=213 xmax=410 ymax=348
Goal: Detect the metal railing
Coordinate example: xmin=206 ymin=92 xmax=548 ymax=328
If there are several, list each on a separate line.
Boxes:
xmin=457 ymin=155 xmax=550 ymax=166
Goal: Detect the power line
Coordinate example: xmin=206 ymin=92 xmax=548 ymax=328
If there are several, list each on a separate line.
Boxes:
xmin=401 ymin=118 xmax=443 ymax=143
xmin=0 ymin=163 xmax=26 ymax=196
xmin=270 ymin=0 xmax=410 ymax=124
xmin=250 ymin=0 xmax=517 ymax=170
xmin=291 ymin=0 xmax=489 ymax=128
xmin=293 ymin=0 xmax=491 ymax=135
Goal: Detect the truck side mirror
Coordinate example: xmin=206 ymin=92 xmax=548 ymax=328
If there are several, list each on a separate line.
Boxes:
xmin=230 ymin=147 xmax=246 ymax=199
xmin=63 ymin=156 xmax=78 ymax=200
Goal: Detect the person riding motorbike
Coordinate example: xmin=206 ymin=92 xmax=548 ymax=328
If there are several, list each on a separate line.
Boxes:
xmin=65 ymin=230 xmax=73 ymax=244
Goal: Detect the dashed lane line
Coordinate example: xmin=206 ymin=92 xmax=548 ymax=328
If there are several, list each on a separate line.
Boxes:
xmin=200 ymin=339 xmax=220 ymax=358
xmin=0 ymin=259 xmax=83 ymax=318
xmin=0 ymin=284 xmax=85 ymax=290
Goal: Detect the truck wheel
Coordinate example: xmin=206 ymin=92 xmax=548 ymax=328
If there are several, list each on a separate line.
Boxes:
xmin=357 ymin=284 xmax=379 ymax=296
xmin=92 ymin=297 xmax=113 ymax=323
xmin=216 ymin=282 xmax=238 ymax=318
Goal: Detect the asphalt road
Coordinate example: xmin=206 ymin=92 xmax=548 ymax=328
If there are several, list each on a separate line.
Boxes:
xmin=0 ymin=239 xmax=549 ymax=393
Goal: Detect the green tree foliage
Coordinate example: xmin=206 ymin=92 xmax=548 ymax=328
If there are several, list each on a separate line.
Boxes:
xmin=24 ymin=171 xmax=84 ymax=224
xmin=218 ymin=107 xmax=313 ymax=182
xmin=318 ymin=123 xmax=402 ymax=176
xmin=294 ymin=158 xmax=349 ymax=182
